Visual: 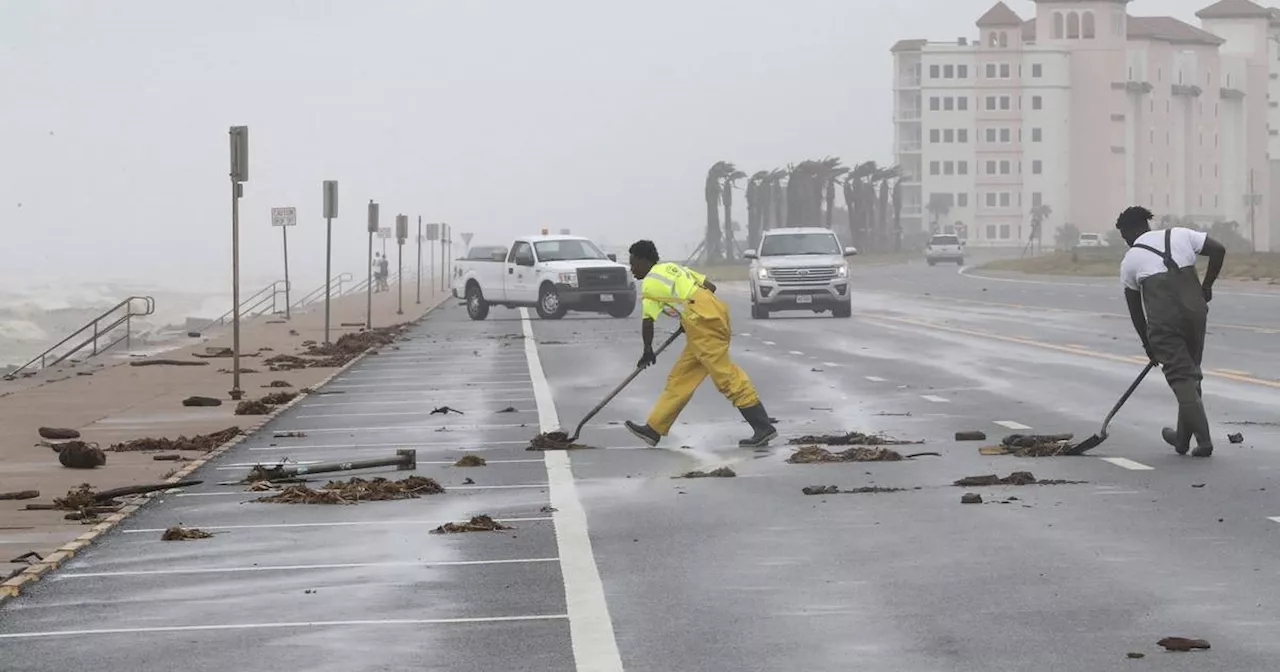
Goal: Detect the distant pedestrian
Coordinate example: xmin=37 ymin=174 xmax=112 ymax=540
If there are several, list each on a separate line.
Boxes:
xmin=378 ymin=254 xmax=390 ymax=291
xmin=1116 ymin=206 xmax=1227 ymax=457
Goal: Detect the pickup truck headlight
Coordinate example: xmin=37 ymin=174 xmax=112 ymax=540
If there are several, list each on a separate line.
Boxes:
xmin=757 ymin=267 xmax=770 ymax=280
xmin=837 ymin=264 xmax=848 ymax=278
xmin=558 ymin=272 xmax=578 ymax=288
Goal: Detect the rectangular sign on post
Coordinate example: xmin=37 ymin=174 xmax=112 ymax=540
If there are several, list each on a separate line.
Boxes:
xmin=323 ymin=181 xmax=338 ymax=218
xmin=229 ymin=126 xmax=249 ymax=183
xmin=367 ymin=202 xmax=379 ymax=233
xmin=426 ymin=223 xmax=440 ymax=241
xmin=271 ymin=207 xmax=297 ymax=227
xmin=395 ymin=215 xmax=408 ymax=242
xmin=378 ymin=227 xmax=392 ymax=239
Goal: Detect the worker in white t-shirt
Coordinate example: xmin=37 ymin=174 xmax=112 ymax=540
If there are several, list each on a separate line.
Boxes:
xmin=1116 ymin=206 xmax=1227 ymax=457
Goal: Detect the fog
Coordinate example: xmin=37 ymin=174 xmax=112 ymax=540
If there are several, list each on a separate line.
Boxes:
xmin=1 ymin=0 xmax=1212 ymax=291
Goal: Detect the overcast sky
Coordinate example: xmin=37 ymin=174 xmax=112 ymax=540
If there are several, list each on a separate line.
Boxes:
xmin=0 ymin=0 xmax=1221 ymax=289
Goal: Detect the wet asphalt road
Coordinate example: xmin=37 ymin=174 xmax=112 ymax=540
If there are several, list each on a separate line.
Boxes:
xmin=3 ymin=260 xmax=1280 ymax=670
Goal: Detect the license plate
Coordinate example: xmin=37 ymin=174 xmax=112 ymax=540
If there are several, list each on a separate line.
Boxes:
xmin=796 ymin=295 xmax=813 ymax=304
xmin=600 ymin=294 xmax=614 ymax=302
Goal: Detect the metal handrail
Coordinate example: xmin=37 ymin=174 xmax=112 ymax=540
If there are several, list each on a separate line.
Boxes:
xmin=195 ymin=280 xmax=289 ymax=334
xmin=4 ymin=296 xmax=156 ymax=380
xmin=292 ymin=273 xmax=354 ymax=309
xmin=343 ymin=270 xmax=405 ymax=297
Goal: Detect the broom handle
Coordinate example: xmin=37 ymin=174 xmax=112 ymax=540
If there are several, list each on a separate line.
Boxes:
xmin=569 ymin=327 xmax=684 ymax=438
xmin=1099 ymin=362 xmax=1156 ymax=434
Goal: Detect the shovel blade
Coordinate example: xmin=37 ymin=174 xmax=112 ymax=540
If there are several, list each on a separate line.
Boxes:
xmin=1065 ymin=434 xmax=1104 ymax=456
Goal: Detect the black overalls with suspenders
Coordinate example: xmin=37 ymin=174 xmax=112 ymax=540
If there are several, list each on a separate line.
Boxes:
xmin=1133 ymin=228 xmax=1212 ymax=451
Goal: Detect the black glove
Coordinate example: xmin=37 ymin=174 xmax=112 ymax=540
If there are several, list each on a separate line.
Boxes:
xmin=1202 ymin=284 xmax=1213 ymax=304
xmin=637 ymin=348 xmax=657 ymax=369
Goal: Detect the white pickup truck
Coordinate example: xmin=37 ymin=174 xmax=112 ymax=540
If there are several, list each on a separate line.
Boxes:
xmin=454 ymin=235 xmax=637 ymax=320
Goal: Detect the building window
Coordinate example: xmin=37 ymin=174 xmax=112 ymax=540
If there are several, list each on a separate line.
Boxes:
xmin=944 ymin=97 xmax=954 ymax=111
xmin=1000 ymin=192 xmax=1011 ymax=207
xmin=1053 ymin=12 xmax=1064 ymax=39
xmin=1032 ymin=63 xmax=1043 ymax=78
xmin=985 ymin=192 xmax=997 ymax=207
xmin=1000 ymin=160 xmax=1011 ymax=175
xmin=1032 ymin=192 xmax=1043 ymax=207
xmin=999 ymin=32 xmax=1009 ymax=48
xmin=958 ymin=64 xmax=968 ymax=78
xmin=1000 ymin=63 xmax=1011 ymax=78
xmin=957 ymin=193 xmax=969 ymax=207
xmin=930 ymin=161 xmax=941 ymax=175
xmin=1032 ymin=160 xmax=1042 ymax=174
xmin=958 ymin=129 xmax=969 ymax=143
xmin=986 ymin=63 xmax=996 ymax=78
xmin=1067 ymin=12 xmax=1080 ymax=39
xmin=930 ymin=129 xmax=940 ymax=143
xmin=957 ymin=96 xmax=969 ymax=111
xmin=986 ymin=96 xmax=997 ymax=111
xmin=1032 ymin=95 xmax=1042 ymax=110
xmin=944 ymin=129 xmax=955 ymax=143
xmin=944 ymin=161 xmax=955 ymax=175
xmin=985 ymin=160 xmax=997 ymax=175
xmin=930 ymin=64 xmax=940 ymax=79
xmin=1000 ymin=128 xmax=1011 ymax=143
xmin=989 ymin=32 xmax=999 ymax=48
xmin=1111 ymin=11 xmax=1124 ymax=36
xmin=986 ymin=224 xmax=997 ymax=239
xmin=1032 ymin=128 xmax=1042 ymax=142
xmin=958 ymin=161 xmax=969 ymax=175
xmin=1000 ymin=224 xmax=1011 ymax=239
xmin=944 ymin=64 xmax=955 ymax=78
xmin=1000 ymin=96 xmax=1011 ymax=110
xmin=1082 ymin=11 xmax=1095 ymax=39
xmin=986 ymin=128 xmax=997 ymax=143
xmin=930 ymin=97 xmax=940 ymax=111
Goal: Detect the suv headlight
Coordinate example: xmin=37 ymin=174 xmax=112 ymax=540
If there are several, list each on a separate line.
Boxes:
xmin=757 ymin=267 xmax=771 ymax=280
xmin=837 ymin=264 xmax=848 ymax=278
xmin=558 ymin=272 xmax=578 ymax=287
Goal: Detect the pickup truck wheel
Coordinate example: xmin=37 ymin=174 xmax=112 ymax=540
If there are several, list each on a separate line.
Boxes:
xmin=465 ymin=285 xmax=490 ymax=321
xmin=927 ymin=259 xmax=937 ymax=267
xmin=751 ymin=303 xmax=769 ymax=320
xmin=607 ymin=302 xmax=635 ymax=318
xmin=956 ymin=258 xmax=965 ymax=266
xmin=833 ymin=301 xmax=852 ymax=319
xmin=536 ymin=284 xmax=567 ymax=320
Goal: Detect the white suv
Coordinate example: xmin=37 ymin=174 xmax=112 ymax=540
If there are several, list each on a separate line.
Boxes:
xmin=745 ymin=228 xmax=857 ymax=319
xmin=1077 ymin=232 xmax=1106 ymax=248
xmin=925 ymin=234 xmax=964 ymax=266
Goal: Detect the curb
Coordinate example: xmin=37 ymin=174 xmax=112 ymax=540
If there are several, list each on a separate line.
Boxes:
xmin=0 ymin=297 xmax=449 ymax=605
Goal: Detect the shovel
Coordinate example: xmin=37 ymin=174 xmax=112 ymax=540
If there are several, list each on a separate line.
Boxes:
xmin=557 ymin=327 xmax=685 ymax=444
xmin=1065 ymin=361 xmax=1157 ymax=455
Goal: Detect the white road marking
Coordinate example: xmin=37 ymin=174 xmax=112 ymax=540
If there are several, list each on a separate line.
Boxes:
xmin=738 ymin=333 xmax=751 ymax=337
xmin=762 ymin=340 xmax=777 ymax=346
xmin=822 ymin=362 xmax=840 ymax=367
xmin=0 ymin=615 xmax=570 ymax=640
xmin=58 ymin=557 xmax=560 ymax=579
xmin=520 ymin=307 xmax=624 ymax=671
xmin=788 ymin=350 xmax=804 ymax=356
xmin=994 ymin=421 xmax=1032 ymax=430
xmin=1100 ymin=457 xmax=1154 ymax=471
xmin=864 ymin=376 xmax=887 ymax=382
xmin=1266 ymin=517 xmax=1280 ymax=525
xmin=125 ymin=516 xmax=552 ymax=533
xmin=921 ymin=395 xmax=949 ymax=403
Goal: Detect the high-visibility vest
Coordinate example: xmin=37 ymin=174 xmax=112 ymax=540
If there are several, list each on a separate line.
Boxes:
xmin=641 ymin=262 xmax=705 ymax=319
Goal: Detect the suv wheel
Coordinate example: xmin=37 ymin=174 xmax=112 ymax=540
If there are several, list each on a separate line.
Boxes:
xmin=751 ymin=303 xmax=769 ymax=320
xmin=833 ymin=301 xmax=852 ymax=319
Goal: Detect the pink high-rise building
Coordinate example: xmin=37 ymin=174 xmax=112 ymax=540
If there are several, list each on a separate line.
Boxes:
xmin=892 ymin=0 xmax=1277 ymax=251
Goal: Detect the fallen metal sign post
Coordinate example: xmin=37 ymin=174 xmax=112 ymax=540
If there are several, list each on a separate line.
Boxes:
xmin=246 ymin=449 xmax=416 ymax=482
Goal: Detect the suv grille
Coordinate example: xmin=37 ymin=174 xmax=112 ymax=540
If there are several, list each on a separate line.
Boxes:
xmin=771 ymin=266 xmax=838 ymax=285
xmin=579 ymin=267 xmax=629 ymax=290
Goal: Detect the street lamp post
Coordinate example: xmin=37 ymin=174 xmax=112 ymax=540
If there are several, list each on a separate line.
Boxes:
xmin=228 ymin=126 xmax=249 ymax=401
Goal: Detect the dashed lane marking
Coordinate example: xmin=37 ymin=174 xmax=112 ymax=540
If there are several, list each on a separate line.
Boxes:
xmin=994 ymin=421 xmax=1032 ymax=430
xmin=920 ymin=395 xmax=949 ymax=403
xmin=1100 ymin=457 xmax=1154 ymax=471
xmin=58 ymin=557 xmax=561 ymax=580
xmin=822 ymin=362 xmax=840 ymax=367
xmin=519 ymin=307 xmax=625 ymax=672
xmin=865 ymin=376 xmax=887 ymax=382
xmin=762 ymin=340 xmax=777 ymax=346
xmin=788 ymin=350 xmax=804 ymax=356
xmin=0 ymin=615 xmax=571 ymax=640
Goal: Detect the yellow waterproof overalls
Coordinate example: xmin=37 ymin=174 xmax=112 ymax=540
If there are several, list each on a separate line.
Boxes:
xmin=641 ymin=262 xmax=760 ymax=435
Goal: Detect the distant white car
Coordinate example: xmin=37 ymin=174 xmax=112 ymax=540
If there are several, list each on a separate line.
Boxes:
xmin=925 ymin=234 xmax=964 ymax=266
xmin=1077 ymin=232 xmax=1107 ymax=248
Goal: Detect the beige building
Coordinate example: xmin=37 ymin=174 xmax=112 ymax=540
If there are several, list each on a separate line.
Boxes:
xmin=892 ymin=0 xmax=1278 ymax=251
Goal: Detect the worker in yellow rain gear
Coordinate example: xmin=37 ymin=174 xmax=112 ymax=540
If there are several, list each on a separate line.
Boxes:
xmin=623 ymin=240 xmax=777 ymax=448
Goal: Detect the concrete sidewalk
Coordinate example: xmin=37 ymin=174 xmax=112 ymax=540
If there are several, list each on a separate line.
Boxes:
xmin=0 ymin=282 xmax=449 ymax=581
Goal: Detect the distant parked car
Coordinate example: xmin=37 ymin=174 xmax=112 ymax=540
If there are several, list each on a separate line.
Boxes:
xmin=1077 ymin=232 xmax=1107 ymax=248
xmin=925 ymin=234 xmax=964 ymax=266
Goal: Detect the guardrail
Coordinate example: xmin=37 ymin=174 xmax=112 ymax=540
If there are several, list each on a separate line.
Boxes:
xmin=194 ymin=280 xmax=289 ymax=334
xmin=291 ymin=273 xmax=354 ymax=309
xmin=4 ymin=296 xmax=156 ymax=380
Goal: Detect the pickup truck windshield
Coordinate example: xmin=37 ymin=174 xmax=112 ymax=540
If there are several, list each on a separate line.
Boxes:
xmin=760 ymin=233 xmax=841 ymax=256
xmin=534 ymin=239 xmax=607 ymax=261
xmin=468 ymin=246 xmax=508 ymax=260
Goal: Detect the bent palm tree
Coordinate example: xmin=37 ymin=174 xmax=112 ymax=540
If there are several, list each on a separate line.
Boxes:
xmin=844 ymin=161 xmax=877 ymax=250
xmin=746 ymin=170 xmax=769 ymax=251
xmin=815 ymin=157 xmax=847 ymax=230
xmin=704 ymin=161 xmax=734 ymax=262
xmin=1030 ymin=203 xmax=1052 ymax=254
xmin=721 ymin=168 xmax=746 ymax=260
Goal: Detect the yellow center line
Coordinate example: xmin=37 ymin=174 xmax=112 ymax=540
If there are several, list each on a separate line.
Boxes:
xmin=861 ymin=312 xmax=1280 ymax=390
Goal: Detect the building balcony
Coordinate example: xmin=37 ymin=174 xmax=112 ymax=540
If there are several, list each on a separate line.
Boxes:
xmin=897 ymin=142 xmax=922 ymax=153
xmin=900 ymin=205 xmax=923 ymax=217
xmin=896 ymin=109 xmax=922 ymax=121
xmin=896 ymin=76 xmax=922 ymax=89
xmin=1172 ymin=84 xmax=1203 ymax=98
xmin=1112 ymin=81 xmax=1154 ymax=94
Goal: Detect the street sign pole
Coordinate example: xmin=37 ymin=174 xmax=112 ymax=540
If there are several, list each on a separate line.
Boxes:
xmin=367 ymin=201 xmax=379 ymax=329
xmin=426 ymin=222 xmax=439 ymax=293
xmin=323 ymin=181 xmax=338 ymax=344
xmin=271 ymin=207 xmax=297 ymax=320
xmin=395 ymin=214 xmax=408 ymax=316
xmin=416 ymin=218 xmax=423 ymax=305
xmin=440 ymin=223 xmax=447 ymax=292
xmin=228 ymin=125 xmax=249 ymax=401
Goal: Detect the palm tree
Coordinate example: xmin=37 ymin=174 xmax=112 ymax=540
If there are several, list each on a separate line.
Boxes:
xmin=1030 ymin=204 xmax=1052 ymax=254
xmin=746 ymin=170 xmax=769 ymax=251
xmin=842 ymin=161 xmax=877 ymax=250
xmin=871 ymin=166 xmax=900 ymax=251
xmin=760 ymin=169 xmax=785 ymax=232
xmin=721 ymin=168 xmax=746 ymax=260
xmin=891 ymin=178 xmax=904 ymax=252
xmin=785 ymin=163 xmax=804 ymax=229
xmin=926 ymin=193 xmax=952 ymax=234
xmin=772 ymin=172 xmax=786 ymax=230
xmin=704 ymin=161 xmax=734 ymax=262
xmin=814 ymin=157 xmax=847 ymax=230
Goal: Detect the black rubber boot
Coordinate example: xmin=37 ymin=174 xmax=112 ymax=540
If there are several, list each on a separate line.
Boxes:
xmin=625 ymin=421 xmax=660 ymax=447
xmin=1161 ymin=427 xmax=1189 ymax=455
xmin=738 ymin=403 xmax=778 ymax=448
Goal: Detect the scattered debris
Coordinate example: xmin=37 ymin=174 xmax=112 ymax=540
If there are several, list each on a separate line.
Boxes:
xmin=194 ymin=347 xmax=234 ymax=358
xmin=677 ymin=467 xmax=737 ymax=479
xmin=108 ymin=426 xmax=241 ymax=453
xmin=152 ymin=454 xmax=184 ymax=461
xmin=38 ymin=427 xmax=80 ymax=440
xmin=263 ymin=380 xmax=293 ymax=388
xmin=810 ymin=368 xmax=824 ymax=372
xmin=264 ymin=354 xmax=310 ymax=371
xmin=1157 ymin=637 xmax=1210 ymax=652
xmin=431 ymin=406 xmax=465 ymax=415
xmin=1126 ymin=652 xmax=1145 ymax=659
xmin=874 ymin=412 xmax=912 ymax=417
xmin=802 ymin=485 xmax=839 ymax=495
xmin=130 ymin=359 xmax=209 ymax=367
xmin=183 ymin=396 xmax=223 ymax=407
xmin=961 ymin=493 xmax=983 ymax=504
xmin=57 ymin=441 xmax=106 ymax=469
xmin=528 ymin=432 xmax=595 ymax=451
xmin=955 ymin=431 xmax=987 ymax=442
xmin=497 ymin=406 xmax=518 ymax=413
xmin=273 ymin=431 xmax=307 ymax=438
xmin=462 ymin=477 xmax=475 ymax=485
xmin=1228 ymin=432 xmax=1245 ymax=444
xmin=217 ymin=367 xmax=259 ymax=374
xmin=810 ymin=407 xmax=833 ymax=412
xmin=161 ymin=526 xmax=213 ymax=541
xmin=234 ymin=400 xmax=272 ymax=415
xmin=952 ymin=471 xmax=1086 ymax=487
xmin=300 ymin=326 xmax=407 ymax=367
xmin=788 ymin=432 xmax=922 ymax=446
xmin=260 ymin=391 xmax=298 ymax=405
xmin=1192 ymin=483 xmax=1206 ymax=488
xmin=431 ymin=515 xmax=511 ymax=534
xmin=0 ymin=490 xmax=39 ymax=501
xmin=539 ymin=505 xmax=558 ymax=513
xmin=787 ymin=445 xmax=939 ymax=463
xmin=52 ymin=484 xmax=99 ymax=510
xmin=987 ymin=433 xmax=1076 ymax=457
xmin=255 ymin=476 xmax=443 ymax=504
xmin=802 ymin=485 xmax=909 ymax=495
xmin=454 ymin=455 xmax=487 ymax=467
xmin=1225 ymin=421 xmax=1280 ymax=427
